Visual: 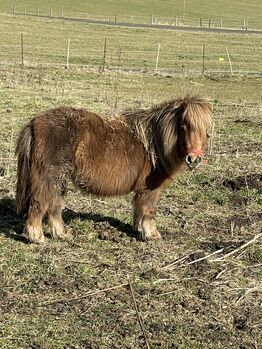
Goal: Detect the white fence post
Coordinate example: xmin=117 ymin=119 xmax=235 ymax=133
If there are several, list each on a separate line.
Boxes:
xmin=226 ymin=47 xmax=233 ymax=76
xmin=21 ymin=33 xmax=24 ymax=67
xmin=155 ymin=43 xmax=161 ymax=72
xmin=66 ymin=38 xmax=70 ymax=69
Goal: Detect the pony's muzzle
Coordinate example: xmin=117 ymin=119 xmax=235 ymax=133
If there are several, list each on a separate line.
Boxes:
xmin=185 ymin=154 xmax=203 ymax=169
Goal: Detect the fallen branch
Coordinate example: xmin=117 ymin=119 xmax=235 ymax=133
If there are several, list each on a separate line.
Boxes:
xmin=235 ymin=286 xmax=259 ymax=304
xmin=250 ymin=323 xmax=262 ymax=328
xmin=162 ymin=254 xmax=190 ymax=269
xmin=40 ymin=282 xmax=128 ymax=306
xmin=211 ymin=233 xmax=262 ymax=262
xmin=162 ymin=248 xmax=224 ymax=270
xmin=153 ymin=278 xmax=177 ymax=284
xmin=158 ymin=289 xmax=178 ymax=297
xmin=128 ymin=277 xmax=151 ymax=349
xmin=183 ymin=248 xmax=224 ymax=266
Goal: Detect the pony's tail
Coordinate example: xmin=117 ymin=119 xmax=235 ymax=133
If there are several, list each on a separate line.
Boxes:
xmin=15 ymin=123 xmax=33 ymax=216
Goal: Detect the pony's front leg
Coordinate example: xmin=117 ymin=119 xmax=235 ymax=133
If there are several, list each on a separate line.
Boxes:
xmin=133 ymin=190 xmax=162 ymax=241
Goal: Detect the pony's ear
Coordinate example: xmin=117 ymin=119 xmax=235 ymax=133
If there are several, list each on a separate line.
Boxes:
xmin=176 ymin=100 xmax=188 ymax=120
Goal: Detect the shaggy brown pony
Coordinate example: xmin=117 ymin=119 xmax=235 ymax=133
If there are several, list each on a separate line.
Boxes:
xmin=16 ymin=96 xmax=212 ymax=243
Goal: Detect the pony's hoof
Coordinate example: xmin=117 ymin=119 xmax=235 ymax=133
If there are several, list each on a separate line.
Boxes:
xmin=63 ymin=232 xmax=74 ymax=242
xmin=50 ymin=225 xmax=75 ymax=242
xmin=140 ymin=230 xmax=162 ymax=241
xmin=25 ymin=226 xmax=46 ymax=244
xmin=152 ymin=230 xmax=162 ymax=240
xmin=53 ymin=231 xmax=74 ymax=242
xmin=28 ymin=236 xmax=46 ymax=244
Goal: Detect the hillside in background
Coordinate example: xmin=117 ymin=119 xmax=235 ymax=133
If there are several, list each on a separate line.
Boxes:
xmin=0 ymin=0 xmax=262 ymax=29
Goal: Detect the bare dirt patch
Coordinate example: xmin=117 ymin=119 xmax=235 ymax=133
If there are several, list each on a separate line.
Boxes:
xmin=223 ymin=174 xmax=262 ymax=191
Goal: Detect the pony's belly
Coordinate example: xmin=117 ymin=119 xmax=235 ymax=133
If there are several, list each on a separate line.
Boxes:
xmin=73 ymin=164 xmax=141 ymax=197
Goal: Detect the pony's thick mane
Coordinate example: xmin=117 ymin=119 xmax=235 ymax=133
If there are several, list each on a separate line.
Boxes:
xmin=123 ymin=96 xmax=212 ymax=168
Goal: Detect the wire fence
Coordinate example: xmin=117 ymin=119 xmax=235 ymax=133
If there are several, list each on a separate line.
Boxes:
xmin=0 ymin=34 xmax=261 ymax=77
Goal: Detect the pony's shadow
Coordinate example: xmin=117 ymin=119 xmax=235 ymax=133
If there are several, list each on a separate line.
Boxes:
xmin=63 ymin=208 xmax=137 ymax=239
xmin=0 ymin=197 xmax=136 ymax=243
xmin=0 ymin=197 xmax=27 ymax=242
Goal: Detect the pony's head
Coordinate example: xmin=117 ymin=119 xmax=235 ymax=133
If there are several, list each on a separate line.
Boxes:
xmin=176 ymin=97 xmax=212 ymax=170
xmin=128 ymin=96 xmax=212 ymax=173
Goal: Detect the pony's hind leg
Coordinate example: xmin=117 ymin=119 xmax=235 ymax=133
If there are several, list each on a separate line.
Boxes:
xmin=133 ymin=189 xmax=162 ymax=241
xmin=25 ymin=198 xmax=48 ymax=244
xmin=47 ymin=191 xmax=72 ymax=241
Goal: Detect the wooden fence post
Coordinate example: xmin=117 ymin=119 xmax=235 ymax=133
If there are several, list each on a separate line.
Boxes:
xmin=155 ymin=43 xmax=161 ymax=73
xmin=13 ymin=4 xmax=16 ymax=13
xmin=220 ymin=19 xmax=223 ymax=28
xmin=202 ymin=44 xmax=205 ymax=76
xmin=199 ymin=18 xmax=202 ymax=27
xmin=99 ymin=38 xmax=107 ymax=73
xmin=61 ymin=9 xmax=64 ymax=17
xmin=24 ymin=8 xmax=27 ymax=14
xmin=66 ymin=38 xmax=70 ymax=69
xmin=50 ymin=9 xmax=52 ymax=16
xmin=37 ymin=7 xmax=39 ymax=16
xmin=21 ymin=33 xmax=24 ymax=67
xmin=117 ymin=47 xmax=122 ymax=71
xmin=114 ymin=13 xmax=117 ymax=23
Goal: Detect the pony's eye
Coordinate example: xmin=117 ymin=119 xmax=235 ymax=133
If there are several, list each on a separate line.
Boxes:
xmin=180 ymin=124 xmax=187 ymax=132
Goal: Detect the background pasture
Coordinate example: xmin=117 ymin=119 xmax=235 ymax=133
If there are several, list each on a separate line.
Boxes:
xmin=1 ymin=0 xmax=262 ymax=29
xmin=0 ymin=14 xmax=261 ymax=75
xmin=0 ymin=5 xmax=261 ymax=349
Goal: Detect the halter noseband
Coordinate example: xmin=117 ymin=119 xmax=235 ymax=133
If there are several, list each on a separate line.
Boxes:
xmin=183 ymin=148 xmax=208 ymax=165
xmin=183 ymin=148 xmax=204 ymax=157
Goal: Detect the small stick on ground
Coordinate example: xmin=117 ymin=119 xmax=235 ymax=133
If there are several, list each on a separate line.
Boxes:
xmin=183 ymin=248 xmax=224 ymax=266
xmin=163 ymin=248 xmax=224 ymax=270
xmin=211 ymin=233 xmax=262 ymax=262
xmin=235 ymin=286 xmax=259 ymax=305
xmin=40 ymin=282 xmax=128 ymax=306
xmin=214 ymin=268 xmax=227 ymax=279
xmin=128 ymin=277 xmax=151 ymax=349
xmin=162 ymin=254 xmax=190 ymax=269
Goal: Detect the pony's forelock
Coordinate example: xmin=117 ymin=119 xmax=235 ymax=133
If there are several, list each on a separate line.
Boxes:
xmin=181 ymin=96 xmax=212 ymax=132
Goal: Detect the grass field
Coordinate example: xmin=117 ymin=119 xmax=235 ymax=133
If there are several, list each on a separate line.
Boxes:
xmin=0 ymin=9 xmax=262 ymax=349
xmin=1 ymin=0 xmax=262 ymax=29
xmin=0 ymin=14 xmax=261 ymax=75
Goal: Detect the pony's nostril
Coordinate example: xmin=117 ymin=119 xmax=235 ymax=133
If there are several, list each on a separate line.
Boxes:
xmin=186 ymin=155 xmax=192 ymax=164
xmin=197 ymin=155 xmax=203 ymax=164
